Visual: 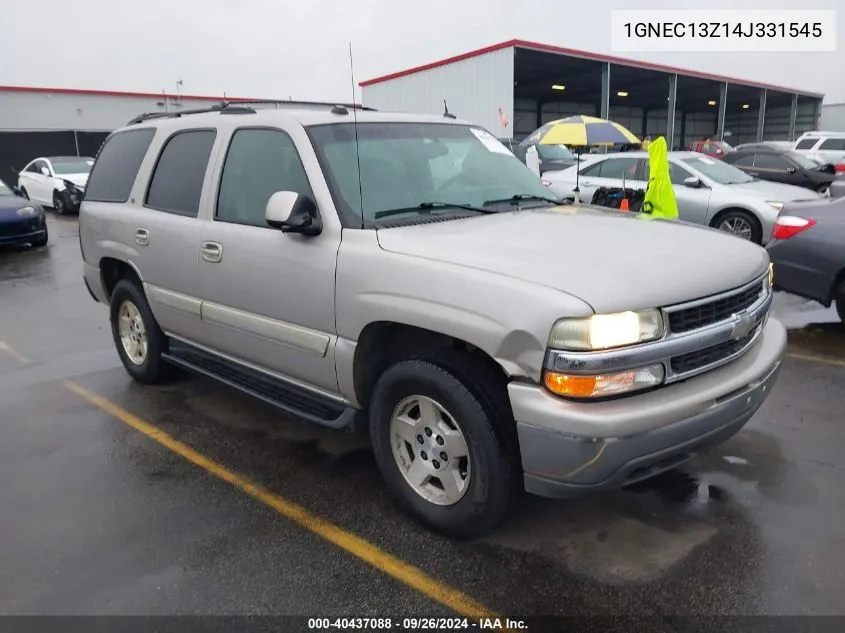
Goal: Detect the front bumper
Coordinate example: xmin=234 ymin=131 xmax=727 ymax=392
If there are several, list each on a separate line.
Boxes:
xmin=63 ymin=189 xmax=83 ymax=211
xmin=0 ymin=216 xmax=47 ymax=245
xmin=510 ymin=317 xmax=786 ymax=498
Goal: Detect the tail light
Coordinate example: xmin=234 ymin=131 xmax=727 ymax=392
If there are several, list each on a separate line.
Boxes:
xmin=772 ymin=215 xmax=817 ymax=240
xmin=834 ymin=164 xmax=845 ymax=173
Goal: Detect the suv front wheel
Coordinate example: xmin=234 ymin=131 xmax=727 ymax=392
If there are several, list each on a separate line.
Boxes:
xmin=369 ymin=359 xmax=519 ymax=539
xmin=109 ymin=279 xmax=173 ymax=384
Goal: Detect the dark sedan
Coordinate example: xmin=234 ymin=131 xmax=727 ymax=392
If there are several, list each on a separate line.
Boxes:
xmin=0 ymin=178 xmax=48 ymax=248
xmin=723 ymin=146 xmax=836 ymax=197
xmin=767 ymin=197 xmax=845 ymax=323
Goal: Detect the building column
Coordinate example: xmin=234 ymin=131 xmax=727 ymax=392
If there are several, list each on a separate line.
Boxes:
xmin=600 ymin=63 xmax=611 ymax=120
xmin=756 ymin=89 xmax=767 ymax=142
xmin=679 ymin=112 xmax=687 ymax=150
xmin=717 ymin=82 xmax=728 ymax=141
xmin=641 ymin=109 xmax=648 ymax=140
xmin=666 ymin=74 xmax=678 ymax=148
xmin=536 ymin=100 xmax=542 ymax=129
xmin=815 ymin=99 xmax=823 ymax=129
xmin=788 ymin=94 xmax=798 ymax=140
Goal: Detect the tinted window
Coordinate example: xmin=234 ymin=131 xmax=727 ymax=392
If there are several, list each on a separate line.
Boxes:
xmin=668 ymin=162 xmax=693 ymax=185
xmin=216 ymin=128 xmax=312 ymax=227
xmin=819 ymin=138 xmax=845 ymax=150
xmin=51 ymin=158 xmax=94 ymax=175
xmin=145 ymin=130 xmax=216 ymax=217
xmin=795 ymin=138 xmax=819 ymax=150
xmin=598 ymin=157 xmax=641 ymax=180
xmin=85 ymin=128 xmax=156 ymax=203
xmin=681 ymin=155 xmax=754 ymax=184
xmin=579 ymin=161 xmax=605 ymax=177
xmin=754 ymin=154 xmax=790 ymax=169
xmin=730 ymin=153 xmax=756 ymax=167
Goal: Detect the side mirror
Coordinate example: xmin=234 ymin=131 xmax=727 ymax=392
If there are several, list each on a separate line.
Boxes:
xmin=786 ymin=167 xmax=797 ymax=174
xmin=40 ymin=167 xmax=50 ymax=177
xmin=265 ymin=191 xmax=322 ymax=236
xmin=683 ymin=176 xmax=702 ymax=188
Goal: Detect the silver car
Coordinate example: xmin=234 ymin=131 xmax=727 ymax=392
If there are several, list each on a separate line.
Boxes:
xmin=79 ymin=103 xmax=785 ymax=538
xmin=544 ymin=151 xmax=821 ymax=244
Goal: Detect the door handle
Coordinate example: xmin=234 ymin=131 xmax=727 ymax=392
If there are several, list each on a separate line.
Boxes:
xmin=135 ymin=228 xmax=149 ymax=246
xmin=580 ymin=180 xmax=593 ymax=186
xmin=201 ymin=241 xmax=223 ymax=263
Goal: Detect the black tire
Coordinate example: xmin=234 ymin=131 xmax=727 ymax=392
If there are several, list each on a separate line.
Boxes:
xmin=109 ymin=279 xmax=173 ymax=384
xmin=19 ymin=187 xmax=29 ymax=200
xmin=712 ymin=209 xmax=762 ymax=244
xmin=52 ymin=191 xmax=66 ymax=215
xmin=817 ymin=184 xmax=831 ymax=198
xmin=369 ymin=358 xmax=520 ymax=539
xmin=835 ymin=282 xmax=845 ymax=324
xmin=30 ymin=231 xmax=48 ymax=248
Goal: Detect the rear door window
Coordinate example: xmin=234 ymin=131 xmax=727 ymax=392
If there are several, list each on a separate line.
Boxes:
xmin=794 ymin=138 xmax=819 ymax=150
xmin=145 ymin=129 xmax=217 ymax=217
xmin=819 ymin=138 xmax=845 ymax=150
xmin=85 ymin=128 xmax=156 ymax=203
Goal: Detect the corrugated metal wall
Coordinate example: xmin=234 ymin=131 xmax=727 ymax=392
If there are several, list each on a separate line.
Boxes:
xmin=361 ymin=47 xmax=515 ymax=138
xmin=0 ymin=90 xmax=226 ymax=132
xmin=821 ymin=103 xmax=845 ymax=132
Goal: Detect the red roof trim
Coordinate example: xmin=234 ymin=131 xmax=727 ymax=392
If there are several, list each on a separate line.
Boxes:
xmin=359 ymin=38 xmax=823 ymax=98
xmin=0 ymin=84 xmax=260 ymax=102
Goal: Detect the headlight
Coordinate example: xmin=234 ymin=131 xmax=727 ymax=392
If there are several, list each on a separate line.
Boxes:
xmin=16 ymin=206 xmax=37 ymax=217
xmin=766 ymin=201 xmax=784 ymax=211
xmin=548 ymin=309 xmax=665 ymax=351
xmin=63 ymin=180 xmax=79 ymax=193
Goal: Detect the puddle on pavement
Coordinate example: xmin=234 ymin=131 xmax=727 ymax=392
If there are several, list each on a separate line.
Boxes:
xmin=772 ymin=292 xmax=844 ymax=357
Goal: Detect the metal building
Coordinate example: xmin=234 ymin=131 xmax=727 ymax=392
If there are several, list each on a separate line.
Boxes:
xmin=820 ymin=103 xmax=845 ymax=132
xmin=0 ymin=85 xmax=260 ymax=179
xmin=360 ymin=39 xmax=824 ymax=149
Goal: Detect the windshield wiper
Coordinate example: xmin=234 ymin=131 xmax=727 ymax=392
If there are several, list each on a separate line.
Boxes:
xmin=482 ymin=193 xmax=562 ymax=207
xmin=373 ymin=201 xmax=495 ymax=220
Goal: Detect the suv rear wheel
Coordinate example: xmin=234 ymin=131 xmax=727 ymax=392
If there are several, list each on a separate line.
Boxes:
xmin=109 ymin=279 xmax=173 ymax=384
xmin=369 ymin=358 xmax=519 ymax=539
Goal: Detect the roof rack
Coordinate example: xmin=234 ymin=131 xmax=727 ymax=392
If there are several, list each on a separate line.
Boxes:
xmin=126 ymin=99 xmax=377 ymax=126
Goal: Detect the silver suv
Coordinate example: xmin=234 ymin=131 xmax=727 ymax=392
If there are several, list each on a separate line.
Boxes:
xmin=79 ymin=101 xmax=786 ymax=538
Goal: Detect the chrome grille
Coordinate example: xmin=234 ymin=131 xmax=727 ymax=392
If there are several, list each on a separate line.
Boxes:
xmin=670 ymin=326 xmax=759 ymax=375
xmin=668 ymin=282 xmax=763 ymax=334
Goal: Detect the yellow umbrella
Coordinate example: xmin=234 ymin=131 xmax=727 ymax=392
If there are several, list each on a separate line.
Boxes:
xmin=527 ymin=115 xmax=640 ymax=147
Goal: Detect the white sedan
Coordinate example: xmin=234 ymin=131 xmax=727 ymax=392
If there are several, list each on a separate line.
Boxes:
xmin=17 ymin=156 xmax=94 ymax=215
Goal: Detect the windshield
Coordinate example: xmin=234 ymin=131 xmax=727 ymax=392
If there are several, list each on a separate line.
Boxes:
xmin=0 ymin=180 xmax=12 ymax=196
xmin=51 ymin=158 xmax=94 ymax=175
xmin=681 ymin=155 xmax=754 ymax=184
xmin=787 ymin=151 xmax=824 ymax=170
xmin=537 ymin=144 xmax=574 ymax=161
xmin=307 ymin=122 xmax=553 ymax=224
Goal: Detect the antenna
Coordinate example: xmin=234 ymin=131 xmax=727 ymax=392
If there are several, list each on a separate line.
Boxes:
xmin=349 ymin=42 xmax=365 ymax=230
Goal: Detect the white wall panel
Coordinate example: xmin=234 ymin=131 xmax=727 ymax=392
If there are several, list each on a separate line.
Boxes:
xmin=361 ymin=48 xmax=515 ymax=138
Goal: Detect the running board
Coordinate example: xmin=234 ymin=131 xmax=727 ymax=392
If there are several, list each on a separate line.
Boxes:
xmin=162 ymin=340 xmax=358 ymax=431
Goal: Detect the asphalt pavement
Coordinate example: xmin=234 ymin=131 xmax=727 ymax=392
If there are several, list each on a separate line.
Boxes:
xmin=1 ymin=213 xmax=844 ymax=623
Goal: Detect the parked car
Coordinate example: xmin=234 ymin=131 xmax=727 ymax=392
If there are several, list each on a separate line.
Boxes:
xmin=735 ymin=141 xmax=794 ymax=152
xmin=544 ymin=151 xmax=821 ymax=244
xmin=767 ymin=197 xmax=845 ymax=323
xmin=721 ymin=145 xmax=836 ymax=197
xmin=0 ymin=177 xmax=48 ymax=248
xmin=688 ymin=138 xmax=734 ymax=158
xmin=80 ymin=102 xmax=785 ymax=538
xmin=792 ymin=131 xmax=845 ymax=173
xmin=512 ymin=139 xmax=579 ymax=174
xmin=16 ymin=156 xmax=94 ymax=215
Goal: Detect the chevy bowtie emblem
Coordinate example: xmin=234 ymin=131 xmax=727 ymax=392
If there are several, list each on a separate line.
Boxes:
xmin=732 ymin=313 xmax=756 ymax=341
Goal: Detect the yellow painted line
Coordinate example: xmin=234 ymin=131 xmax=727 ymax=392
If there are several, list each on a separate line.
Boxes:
xmin=62 ymin=379 xmax=498 ymax=620
xmin=0 ymin=341 xmax=30 ymax=364
xmin=787 ymin=352 xmax=845 ymax=368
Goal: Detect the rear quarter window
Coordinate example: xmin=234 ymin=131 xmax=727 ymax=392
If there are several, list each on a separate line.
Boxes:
xmin=819 ymin=138 xmax=845 ymax=151
xmin=794 ymin=138 xmax=819 ymax=150
xmin=84 ymin=128 xmax=156 ymax=203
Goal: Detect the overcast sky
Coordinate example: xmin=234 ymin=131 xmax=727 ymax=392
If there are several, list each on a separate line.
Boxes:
xmin=1 ymin=0 xmax=842 ymax=103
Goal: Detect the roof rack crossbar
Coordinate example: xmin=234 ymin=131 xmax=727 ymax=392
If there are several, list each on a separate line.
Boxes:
xmin=226 ymin=99 xmax=377 ymax=111
xmin=126 ymin=99 xmax=377 ymax=126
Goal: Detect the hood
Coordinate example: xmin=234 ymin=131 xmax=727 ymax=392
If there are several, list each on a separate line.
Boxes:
xmin=728 ymin=179 xmax=820 ymax=202
xmin=376 ymin=206 xmax=769 ymax=314
xmin=61 ymin=173 xmax=89 ymax=188
xmin=0 ymin=195 xmax=33 ymax=214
